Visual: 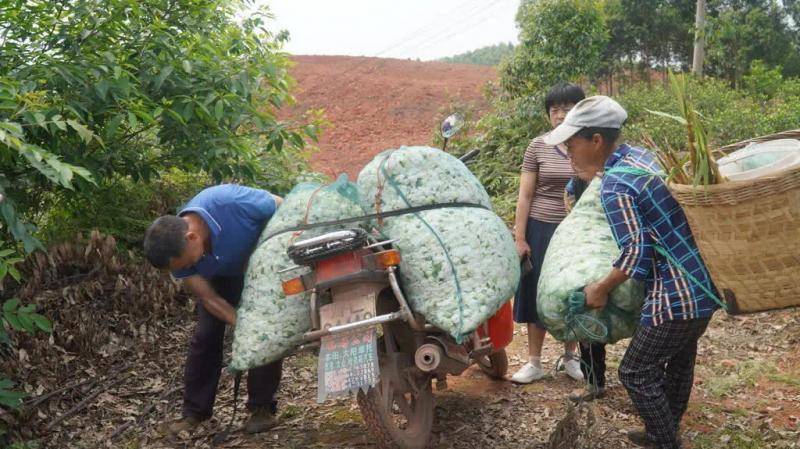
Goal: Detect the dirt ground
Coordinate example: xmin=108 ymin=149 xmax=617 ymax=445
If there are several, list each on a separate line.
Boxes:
xmin=17 ymin=304 xmax=800 ymax=449
xmin=280 ymin=55 xmax=495 ymax=179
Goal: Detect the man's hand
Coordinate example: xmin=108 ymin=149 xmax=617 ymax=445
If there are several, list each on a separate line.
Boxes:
xmin=584 ymin=281 xmax=609 ymax=309
xmin=584 ymin=268 xmax=630 ymax=310
xmin=183 ymin=276 xmax=237 ymax=326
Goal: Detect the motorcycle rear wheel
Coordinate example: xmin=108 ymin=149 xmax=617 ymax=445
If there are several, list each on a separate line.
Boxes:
xmin=357 ymin=367 xmax=434 ymax=449
xmin=476 ymin=349 xmax=509 ymax=379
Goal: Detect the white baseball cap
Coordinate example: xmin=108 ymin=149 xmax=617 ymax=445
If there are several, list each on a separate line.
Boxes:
xmin=543 ymin=95 xmax=628 ymax=146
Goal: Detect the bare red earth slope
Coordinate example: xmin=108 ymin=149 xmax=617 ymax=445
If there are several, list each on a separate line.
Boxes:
xmin=280 ymin=55 xmax=496 ymax=179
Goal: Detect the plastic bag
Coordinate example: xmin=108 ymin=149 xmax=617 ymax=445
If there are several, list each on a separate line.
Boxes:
xmin=358 ymin=146 xmax=519 ymax=340
xmin=537 ymin=178 xmax=644 ymax=344
xmin=231 ymin=176 xmax=366 ymax=370
xmin=718 ymin=139 xmax=800 ymax=181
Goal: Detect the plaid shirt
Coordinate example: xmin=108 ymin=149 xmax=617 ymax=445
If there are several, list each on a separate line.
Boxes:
xmin=601 ymin=144 xmax=719 ymax=327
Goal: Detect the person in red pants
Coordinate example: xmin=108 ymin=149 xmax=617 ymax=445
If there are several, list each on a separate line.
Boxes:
xmin=144 ymin=184 xmax=284 ymax=436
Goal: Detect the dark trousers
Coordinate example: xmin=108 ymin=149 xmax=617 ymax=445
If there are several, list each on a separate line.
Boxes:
xmin=579 ymin=342 xmax=606 ymax=389
xmin=183 ymin=276 xmax=283 ymax=420
xmin=618 ymin=318 xmax=711 ymax=449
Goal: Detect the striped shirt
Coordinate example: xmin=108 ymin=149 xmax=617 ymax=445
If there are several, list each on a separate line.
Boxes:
xmin=522 ymin=135 xmax=575 ymax=223
xmin=600 ymin=144 xmax=719 ymax=327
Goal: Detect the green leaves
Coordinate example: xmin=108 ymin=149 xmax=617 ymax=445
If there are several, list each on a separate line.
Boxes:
xmin=2 ymin=298 xmax=52 ymax=335
xmin=0 ymin=246 xmax=22 ymax=283
xmin=154 ymin=66 xmax=174 ymax=91
xmin=502 ymin=0 xmax=608 ymax=97
xmin=0 ymin=378 xmax=27 ymax=408
xmin=0 ymin=0 xmax=323 ymax=253
xmin=646 ymin=109 xmax=688 ymax=125
xmin=66 ymin=119 xmax=95 ymax=144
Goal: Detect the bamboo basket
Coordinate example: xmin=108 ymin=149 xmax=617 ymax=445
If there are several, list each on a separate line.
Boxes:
xmin=667 ymin=129 xmax=800 ymax=314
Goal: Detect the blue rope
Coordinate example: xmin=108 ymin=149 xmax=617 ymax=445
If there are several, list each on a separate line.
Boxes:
xmin=564 ymin=289 xmax=609 ymax=342
xmin=377 ymin=151 xmax=468 ymax=341
xmin=604 ymin=167 xmax=728 ymax=310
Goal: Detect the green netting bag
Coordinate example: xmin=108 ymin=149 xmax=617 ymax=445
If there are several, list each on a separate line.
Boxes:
xmin=537 ymin=178 xmax=645 ymax=344
xmin=231 ymin=175 xmax=366 ymax=370
xmin=357 ymin=146 xmax=519 ymax=340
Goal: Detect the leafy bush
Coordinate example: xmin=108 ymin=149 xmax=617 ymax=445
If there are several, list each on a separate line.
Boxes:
xmin=0 ymin=0 xmax=321 ymax=251
xmin=1 ymin=246 xmax=51 ymax=419
xmin=37 ymin=170 xmax=209 ymax=249
xmin=446 ymin=76 xmax=800 ymax=222
xmin=619 ymin=76 xmax=800 ymax=150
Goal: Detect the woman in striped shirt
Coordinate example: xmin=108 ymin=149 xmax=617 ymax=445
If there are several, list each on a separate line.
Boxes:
xmin=510 ymin=83 xmax=586 ymax=384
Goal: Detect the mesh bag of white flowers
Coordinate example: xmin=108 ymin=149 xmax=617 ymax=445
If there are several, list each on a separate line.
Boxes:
xmin=231 ymin=176 xmax=367 ymax=371
xmin=358 ymin=146 xmax=519 ymax=340
xmin=537 ymin=178 xmax=645 ymax=344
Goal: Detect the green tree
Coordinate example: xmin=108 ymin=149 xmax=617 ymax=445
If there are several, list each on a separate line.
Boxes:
xmin=440 ymin=43 xmax=516 ymax=66
xmin=705 ymin=0 xmax=800 ymax=83
xmin=0 ymin=0 xmax=320 ymax=251
xmin=500 ymin=0 xmax=609 ymax=98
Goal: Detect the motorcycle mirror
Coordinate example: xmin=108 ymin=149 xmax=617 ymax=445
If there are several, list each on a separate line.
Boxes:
xmin=440 ymin=113 xmax=465 ymax=140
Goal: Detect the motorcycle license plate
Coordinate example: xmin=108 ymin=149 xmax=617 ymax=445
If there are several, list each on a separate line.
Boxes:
xmin=317 ymin=293 xmax=380 ymax=402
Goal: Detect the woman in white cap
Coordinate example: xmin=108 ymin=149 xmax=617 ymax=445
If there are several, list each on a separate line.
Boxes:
xmin=545 ymin=95 xmax=720 ymax=449
xmin=510 ymin=83 xmax=585 ymax=384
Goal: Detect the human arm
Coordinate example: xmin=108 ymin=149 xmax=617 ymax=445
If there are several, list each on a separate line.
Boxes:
xmin=183 ymin=276 xmax=237 ymax=326
xmin=585 ymin=190 xmax=654 ymax=309
xmin=514 ymin=171 xmax=537 ymax=258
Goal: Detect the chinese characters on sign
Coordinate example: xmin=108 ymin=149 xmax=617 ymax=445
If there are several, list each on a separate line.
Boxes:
xmin=317 ymin=327 xmax=379 ymax=402
xmin=316 ymin=291 xmax=380 ymax=403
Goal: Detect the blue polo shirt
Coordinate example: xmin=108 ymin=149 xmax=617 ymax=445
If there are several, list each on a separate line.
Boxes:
xmin=172 ymin=184 xmax=277 ymax=279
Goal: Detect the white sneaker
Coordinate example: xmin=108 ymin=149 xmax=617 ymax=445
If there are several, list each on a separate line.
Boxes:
xmin=510 ymin=362 xmax=546 ymax=383
xmin=563 ymin=357 xmax=585 ymax=382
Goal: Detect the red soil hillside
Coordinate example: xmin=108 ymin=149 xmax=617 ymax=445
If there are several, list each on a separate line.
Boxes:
xmin=280 ymin=55 xmax=497 ymax=179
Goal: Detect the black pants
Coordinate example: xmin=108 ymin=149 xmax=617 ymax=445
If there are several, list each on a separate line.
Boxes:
xmin=183 ymin=276 xmax=283 ymax=420
xmin=618 ymin=318 xmax=711 ymax=449
xmin=579 ymin=342 xmax=606 ymax=389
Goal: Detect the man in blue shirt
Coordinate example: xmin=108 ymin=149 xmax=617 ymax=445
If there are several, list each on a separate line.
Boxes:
xmin=545 ymin=96 xmax=720 ymax=449
xmin=144 ymin=184 xmax=283 ymax=436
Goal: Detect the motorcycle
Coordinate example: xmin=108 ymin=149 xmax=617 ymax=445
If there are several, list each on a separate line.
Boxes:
xmin=279 ymin=114 xmax=514 ymax=449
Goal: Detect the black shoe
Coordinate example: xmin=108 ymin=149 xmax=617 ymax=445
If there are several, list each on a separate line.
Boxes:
xmin=568 ymin=384 xmax=606 ymax=402
xmin=244 ymin=407 xmax=278 ymax=434
xmin=627 ymin=428 xmax=682 ymax=448
xmin=627 ymin=428 xmax=652 ymax=447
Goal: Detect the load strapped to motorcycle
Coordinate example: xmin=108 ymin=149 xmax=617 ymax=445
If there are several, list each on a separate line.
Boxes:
xmin=230 ymin=115 xmax=520 ymax=449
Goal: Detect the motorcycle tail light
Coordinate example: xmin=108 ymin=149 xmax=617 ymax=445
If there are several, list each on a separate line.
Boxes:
xmin=374 ymin=249 xmax=401 ymax=268
xmin=282 ymin=277 xmax=307 ymax=296
xmin=315 ymin=250 xmax=366 ymax=283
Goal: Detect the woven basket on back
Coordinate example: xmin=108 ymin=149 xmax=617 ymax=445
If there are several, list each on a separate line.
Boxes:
xmin=667 ymin=129 xmax=800 ymax=314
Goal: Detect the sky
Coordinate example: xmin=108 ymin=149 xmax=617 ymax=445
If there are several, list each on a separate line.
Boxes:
xmin=255 ymin=0 xmax=521 ymax=61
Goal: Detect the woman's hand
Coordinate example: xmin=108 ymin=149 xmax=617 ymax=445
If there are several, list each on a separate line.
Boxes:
xmin=515 ymin=240 xmax=531 ymax=259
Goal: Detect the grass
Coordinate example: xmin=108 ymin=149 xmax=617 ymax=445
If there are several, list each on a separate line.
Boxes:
xmin=767 ymin=371 xmax=800 ymax=389
xmin=704 ymin=360 xmax=777 ymax=398
xmin=280 ymin=404 xmax=304 ymax=420
xmin=692 ymin=429 xmax=767 ymax=449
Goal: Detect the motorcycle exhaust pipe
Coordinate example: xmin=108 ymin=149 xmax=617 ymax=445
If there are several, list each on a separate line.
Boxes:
xmin=414 ymin=343 xmax=443 ymax=372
